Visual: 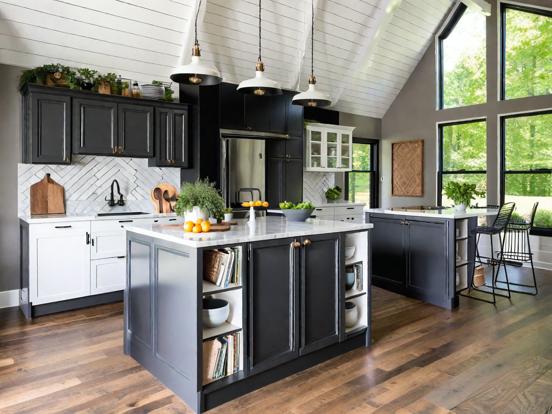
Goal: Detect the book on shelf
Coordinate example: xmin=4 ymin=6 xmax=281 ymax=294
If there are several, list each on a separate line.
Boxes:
xmin=354 ymin=262 xmax=363 ymax=291
xmin=202 ymin=333 xmax=241 ymax=385
xmin=203 ymin=247 xmax=241 ymax=288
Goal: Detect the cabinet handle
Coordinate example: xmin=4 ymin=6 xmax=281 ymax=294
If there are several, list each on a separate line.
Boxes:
xmin=291 ymin=240 xmax=301 ymax=249
xmin=303 ymin=239 xmax=311 ymax=247
xmin=117 ymin=255 xmax=125 ymax=259
xmin=118 ymin=220 xmax=134 ymax=223
xmin=91 ymin=238 xmax=95 ymax=247
xmin=55 ymin=225 xmax=72 ymax=229
xmin=86 ymin=232 xmax=90 ymax=245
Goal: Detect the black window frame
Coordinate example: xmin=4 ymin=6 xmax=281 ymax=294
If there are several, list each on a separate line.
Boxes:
xmin=345 ymin=138 xmax=379 ymax=208
xmin=437 ymin=118 xmax=487 ymax=206
xmin=500 ymin=109 xmax=552 ymax=237
xmin=437 ymin=2 xmax=468 ymax=110
xmin=500 ymin=3 xmax=552 ymax=101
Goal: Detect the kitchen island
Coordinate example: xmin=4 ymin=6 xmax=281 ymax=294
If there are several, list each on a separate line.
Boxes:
xmin=365 ymin=207 xmax=498 ymax=309
xmin=124 ymin=217 xmax=373 ymax=413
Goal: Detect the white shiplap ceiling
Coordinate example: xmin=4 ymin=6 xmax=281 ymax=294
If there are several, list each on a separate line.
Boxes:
xmin=0 ymin=0 xmax=453 ymax=118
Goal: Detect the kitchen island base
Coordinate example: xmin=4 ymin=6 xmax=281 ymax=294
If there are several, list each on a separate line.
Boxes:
xmin=124 ymin=218 xmax=372 ymax=413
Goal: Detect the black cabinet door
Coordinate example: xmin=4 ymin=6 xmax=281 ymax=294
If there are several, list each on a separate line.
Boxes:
xmin=285 ymin=137 xmax=303 ymax=159
xmin=118 ymin=103 xmax=154 ymax=158
xmin=406 ymin=220 xmax=449 ymax=302
xmin=266 ymin=157 xmax=285 ymax=207
xmin=300 ymin=234 xmax=339 ymax=355
xmin=153 ymin=107 xmax=189 ymax=167
xmin=371 ymin=216 xmax=407 ymax=291
xmin=285 ymin=91 xmax=304 ymax=137
xmin=28 ymin=92 xmax=71 ymax=164
xmin=220 ymin=83 xmax=244 ymax=129
xmin=269 ymin=95 xmax=287 ymax=133
xmin=244 ymin=95 xmax=271 ymax=131
xmin=73 ymin=98 xmax=117 ymax=155
xmin=284 ymin=158 xmax=303 ymax=203
xmin=248 ymin=238 xmax=299 ymax=375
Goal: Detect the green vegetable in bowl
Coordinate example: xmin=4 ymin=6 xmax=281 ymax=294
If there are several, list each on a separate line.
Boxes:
xmin=279 ymin=201 xmax=314 ymax=210
xmin=325 ymin=186 xmax=342 ymax=201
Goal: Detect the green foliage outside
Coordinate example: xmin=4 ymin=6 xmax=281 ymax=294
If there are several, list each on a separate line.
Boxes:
xmin=441 ymin=7 xmax=551 ymax=228
xmin=349 ymin=143 xmax=371 ymax=205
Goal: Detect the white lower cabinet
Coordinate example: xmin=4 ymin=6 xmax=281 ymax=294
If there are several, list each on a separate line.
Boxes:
xmin=91 ymin=257 xmax=126 ymax=294
xmin=29 ymin=222 xmax=91 ymax=305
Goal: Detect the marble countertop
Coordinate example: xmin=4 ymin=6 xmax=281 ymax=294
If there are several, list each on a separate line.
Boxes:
xmin=19 ymin=212 xmax=178 ymax=224
xmin=364 ymin=207 xmax=499 ymax=219
xmin=126 ymin=216 xmax=373 ymax=248
xmin=315 ymin=202 xmax=365 ymax=208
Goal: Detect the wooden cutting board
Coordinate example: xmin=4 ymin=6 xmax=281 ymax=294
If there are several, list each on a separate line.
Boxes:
xmin=30 ymin=173 xmax=65 ymax=215
xmin=150 ymin=183 xmax=178 ymax=213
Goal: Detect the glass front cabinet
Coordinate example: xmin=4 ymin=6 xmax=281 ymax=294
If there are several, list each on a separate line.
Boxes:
xmin=305 ymin=123 xmax=355 ymax=172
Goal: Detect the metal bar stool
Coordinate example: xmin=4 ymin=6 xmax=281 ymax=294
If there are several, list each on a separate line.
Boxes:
xmin=495 ymin=202 xmax=539 ymax=295
xmin=460 ymin=202 xmax=516 ymax=304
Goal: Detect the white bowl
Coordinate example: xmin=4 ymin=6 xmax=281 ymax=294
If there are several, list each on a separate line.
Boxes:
xmin=202 ymin=298 xmax=230 ymax=328
xmin=345 ymin=301 xmax=359 ymax=328
xmin=345 ymin=246 xmax=356 ymax=260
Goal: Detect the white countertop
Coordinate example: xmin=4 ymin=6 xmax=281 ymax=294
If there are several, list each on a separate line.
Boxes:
xmin=19 ymin=212 xmax=178 ymax=224
xmin=315 ymin=202 xmax=365 ymax=208
xmin=126 ymin=217 xmax=373 ymax=248
xmin=364 ymin=207 xmax=499 ymax=219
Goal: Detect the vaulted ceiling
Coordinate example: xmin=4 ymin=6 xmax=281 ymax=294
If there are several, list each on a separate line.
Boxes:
xmin=0 ymin=0 xmax=453 ymax=118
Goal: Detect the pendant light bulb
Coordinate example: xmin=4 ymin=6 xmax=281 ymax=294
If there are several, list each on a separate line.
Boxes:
xmin=237 ymin=0 xmax=282 ymax=95
xmin=292 ymin=0 xmax=331 ymax=107
xmin=171 ymin=0 xmax=222 ymax=86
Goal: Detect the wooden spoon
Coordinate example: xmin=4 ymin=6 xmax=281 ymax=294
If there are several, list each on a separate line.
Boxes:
xmin=153 ymin=187 xmax=163 ymax=213
xmin=163 ymin=191 xmax=176 ymax=212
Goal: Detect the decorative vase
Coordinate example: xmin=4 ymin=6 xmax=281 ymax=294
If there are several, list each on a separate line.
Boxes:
xmin=184 ymin=206 xmax=208 ymax=223
xmin=248 ymin=205 xmax=256 ymax=224
xmin=345 ymin=301 xmax=359 ymax=328
xmin=454 ymin=203 xmax=466 ymax=212
xmin=46 ymin=72 xmax=68 ymax=88
xmin=224 ymin=213 xmax=233 ymax=223
xmin=97 ymin=81 xmax=111 ymax=95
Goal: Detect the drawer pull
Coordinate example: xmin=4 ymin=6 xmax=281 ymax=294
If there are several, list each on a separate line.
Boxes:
xmin=117 ymin=256 xmax=125 ymax=259
xmin=55 ymin=225 xmax=72 ymax=229
xmin=118 ymin=220 xmax=134 ymax=223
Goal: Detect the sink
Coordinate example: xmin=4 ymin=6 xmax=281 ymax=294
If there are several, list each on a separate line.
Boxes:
xmin=96 ymin=211 xmax=150 ymax=217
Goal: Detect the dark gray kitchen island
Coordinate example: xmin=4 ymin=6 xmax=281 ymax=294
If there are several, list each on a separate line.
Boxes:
xmin=124 ymin=217 xmax=372 ymax=412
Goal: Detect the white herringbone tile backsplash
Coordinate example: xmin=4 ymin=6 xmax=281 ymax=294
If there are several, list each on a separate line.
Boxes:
xmin=18 ymin=156 xmax=180 ymax=216
xmin=303 ymin=172 xmax=336 ymax=205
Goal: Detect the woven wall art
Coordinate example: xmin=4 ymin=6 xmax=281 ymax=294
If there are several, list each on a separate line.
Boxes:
xmin=392 ymin=140 xmax=424 ymax=197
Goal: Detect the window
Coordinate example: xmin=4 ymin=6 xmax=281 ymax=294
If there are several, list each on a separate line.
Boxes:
xmin=501 ymin=111 xmax=552 ymax=235
xmin=346 ymin=139 xmax=378 ymax=208
xmin=438 ymin=120 xmax=487 ymax=206
xmin=438 ymin=3 xmax=487 ymax=109
xmin=501 ymin=4 xmax=552 ymax=100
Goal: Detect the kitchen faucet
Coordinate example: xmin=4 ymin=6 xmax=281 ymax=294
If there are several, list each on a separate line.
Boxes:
xmin=106 ymin=179 xmax=125 ymax=207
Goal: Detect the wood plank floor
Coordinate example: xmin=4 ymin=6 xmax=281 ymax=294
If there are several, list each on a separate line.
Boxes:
xmin=1 ymin=266 xmax=551 ymax=413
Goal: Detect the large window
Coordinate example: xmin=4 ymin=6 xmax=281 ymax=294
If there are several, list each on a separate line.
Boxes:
xmin=438 ymin=120 xmax=487 ymax=206
xmin=438 ymin=3 xmax=486 ymax=109
xmin=502 ymin=111 xmax=552 ymax=235
xmin=346 ymin=139 xmax=378 ymax=208
xmin=501 ymin=4 xmax=552 ymax=100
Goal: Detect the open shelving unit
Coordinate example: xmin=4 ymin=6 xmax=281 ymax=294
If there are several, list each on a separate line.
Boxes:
xmin=201 ymin=245 xmax=245 ymax=386
xmin=344 ymin=232 xmax=369 ymax=336
xmin=455 ymin=219 xmax=470 ymax=291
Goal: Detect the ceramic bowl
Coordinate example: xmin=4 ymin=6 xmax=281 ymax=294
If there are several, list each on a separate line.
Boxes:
xmin=345 ymin=272 xmax=355 ymax=291
xmin=345 ymin=246 xmax=356 ymax=260
xmin=202 ymin=298 xmax=229 ymax=328
xmin=344 ymin=301 xmax=359 ymax=328
xmin=281 ymin=209 xmax=314 ymax=222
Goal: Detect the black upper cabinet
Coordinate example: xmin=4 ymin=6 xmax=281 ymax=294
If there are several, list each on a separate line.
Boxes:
xmin=151 ymin=106 xmax=189 ymax=168
xmin=23 ymin=90 xmax=71 ymax=164
xmin=72 ymin=97 xmax=117 ymax=156
xmin=266 ymin=157 xmax=303 ymax=205
xmin=285 ymin=91 xmax=304 ymax=137
xmin=118 ymin=103 xmax=154 ymax=158
xmin=220 ymin=83 xmax=244 ymax=130
xmin=284 ymin=158 xmax=303 ymax=202
xmin=248 ymin=238 xmax=299 ymax=375
xmin=300 ymin=234 xmax=339 ymax=355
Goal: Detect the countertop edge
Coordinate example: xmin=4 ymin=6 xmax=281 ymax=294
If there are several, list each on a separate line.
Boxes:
xmin=363 ymin=207 xmax=499 ymax=219
xmin=19 ymin=212 xmax=178 ymax=224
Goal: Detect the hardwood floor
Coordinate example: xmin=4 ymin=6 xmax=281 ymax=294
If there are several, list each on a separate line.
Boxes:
xmin=1 ymin=267 xmax=551 ymax=413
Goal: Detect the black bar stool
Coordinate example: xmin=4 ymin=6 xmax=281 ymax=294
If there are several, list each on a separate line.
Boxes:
xmin=495 ymin=202 xmax=539 ymax=295
xmin=460 ymin=202 xmax=516 ymax=304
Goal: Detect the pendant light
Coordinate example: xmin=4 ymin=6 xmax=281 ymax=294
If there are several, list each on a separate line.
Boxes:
xmin=292 ymin=0 xmax=331 ymax=107
xmin=237 ymin=0 xmax=282 ymax=96
xmin=170 ymin=0 xmax=221 ymax=85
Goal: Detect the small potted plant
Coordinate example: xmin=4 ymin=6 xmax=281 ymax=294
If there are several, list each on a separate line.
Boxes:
xmin=42 ymin=64 xmax=76 ymax=88
xmin=175 ymin=179 xmax=225 ymax=223
xmin=121 ymin=81 xmax=131 ymax=97
xmin=223 ymin=207 xmax=233 ymax=223
xmin=96 ymin=72 xmax=117 ymax=94
xmin=325 ymin=185 xmax=342 ymax=203
xmin=443 ymin=181 xmax=485 ymax=212
xmin=76 ymin=68 xmax=98 ymax=90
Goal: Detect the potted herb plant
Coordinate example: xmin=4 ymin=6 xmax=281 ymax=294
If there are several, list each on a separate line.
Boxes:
xmin=96 ymin=72 xmax=117 ymax=95
xmin=175 ymin=179 xmax=225 ymax=223
xmin=223 ymin=207 xmax=233 ymax=223
xmin=325 ymin=185 xmax=342 ymax=203
xmin=443 ymin=181 xmax=485 ymax=212
xmin=76 ymin=68 xmax=98 ymax=90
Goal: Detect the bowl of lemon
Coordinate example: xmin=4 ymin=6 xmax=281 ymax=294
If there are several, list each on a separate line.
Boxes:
xmin=183 ymin=218 xmax=211 ymax=234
